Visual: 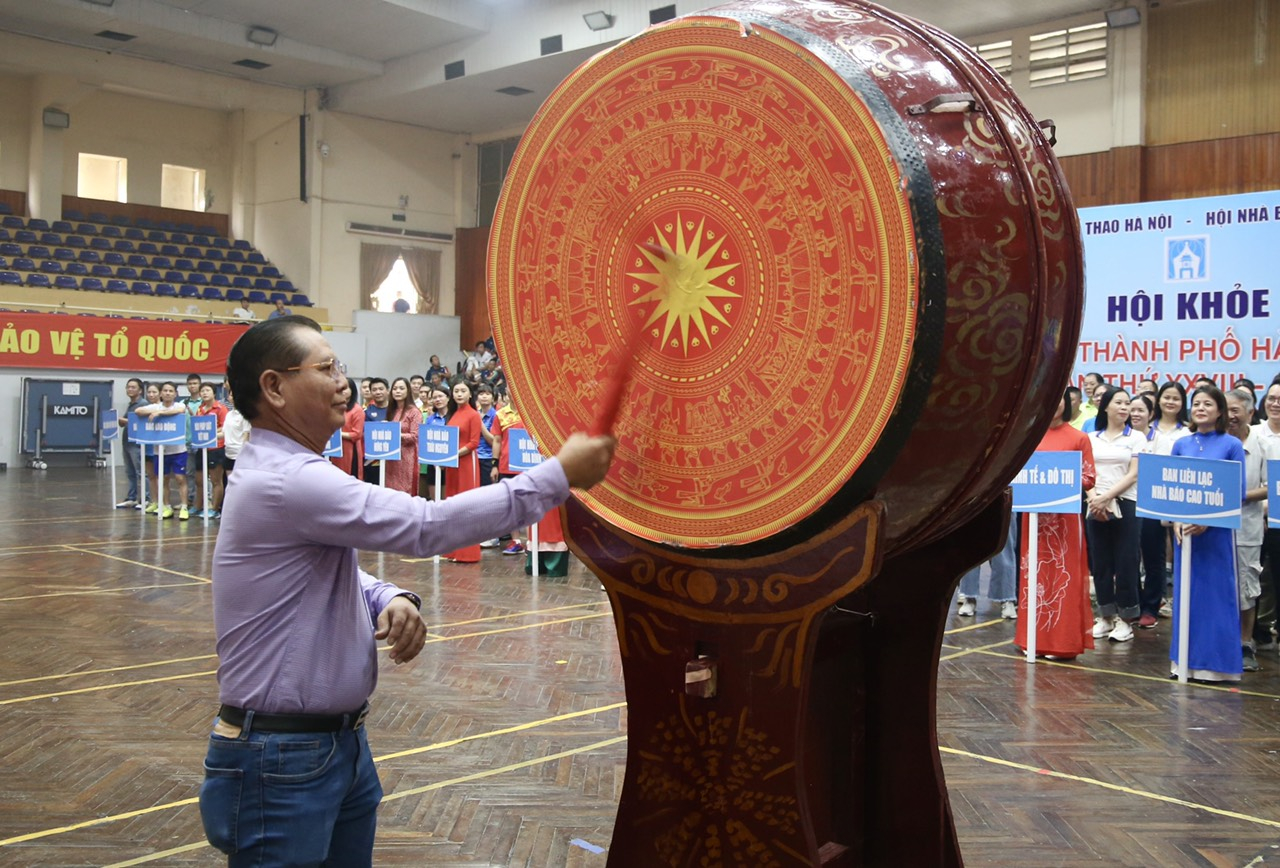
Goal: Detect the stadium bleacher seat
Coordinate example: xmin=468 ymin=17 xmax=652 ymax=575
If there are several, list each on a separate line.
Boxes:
xmin=40 ymin=260 xmax=63 ymax=274
xmin=13 ymin=257 xmax=35 ymax=271
xmin=175 ymin=258 xmax=195 ymax=270
xmin=198 ymin=225 xmax=219 ymax=237
xmin=65 ymin=235 xmax=86 ymax=248
xmin=28 ymin=246 xmax=50 ymax=260
xmin=116 ymin=266 xmax=139 ymax=280
xmin=105 ymin=279 xmax=129 ymax=293
xmin=276 ymin=280 xmax=295 ymax=293
xmin=125 ymin=227 xmax=144 ymax=240
xmin=218 ymin=262 xmax=237 ymax=275
xmin=54 ymin=248 xmax=75 ymax=261
xmin=205 ymin=248 xmax=224 ymax=261
xmin=201 ymin=286 xmax=224 ymax=301
xmin=161 ymin=244 xmax=180 ymax=256
xmin=88 ymin=212 xmax=110 ymax=223
xmin=152 ymin=256 xmax=172 ymax=269
xmin=0 ymin=271 xmax=20 ymax=286
xmin=1 ymin=216 xmax=23 ymax=228
xmin=212 ymin=237 xmax=229 ymax=248
xmin=210 ymin=274 xmax=230 ymax=287
xmin=247 ymin=290 xmax=268 ymax=304
xmin=155 ymin=284 xmax=177 ymax=298
xmin=224 ymin=288 xmax=245 ymax=302
xmin=52 ymin=221 xmax=74 ymax=234
xmin=55 ymin=276 xmax=78 ymax=290
xmin=269 ymin=291 xmax=288 ymax=304
xmin=183 ymin=246 xmax=202 ymax=259
xmin=164 ymin=270 xmax=185 ymax=283
xmin=62 ymin=210 xmax=85 ymax=222
xmin=137 ymin=242 xmax=158 ymax=255
xmin=262 ymin=266 xmax=281 ymax=278
xmin=80 ymin=277 xmax=104 ymax=292
xmin=197 ymin=261 xmax=216 ymax=273
xmin=91 ymin=264 xmax=112 ymax=277
xmin=40 ymin=232 xmax=61 ymax=245
xmin=226 ymin=250 xmax=245 ymax=263
xmin=66 ymin=263 xmax=88 ymax=276
xmin=26 ymin=273 xmax=51 ymax=288
xmin=178 ymin=284 xmax=199 ymax=298
xmin=100 ymin=225 xmax=122 ymax=238
xmin=247 ymin=252 xmax=266 ymax=264
xmin=79 ymin=249 xmax=101 ymax=263
xmin=140 ymin=268 xmax=163 ymax=282
xmin=113 ymin=239 xmax=135 ymax=252
xmin=233 ymin=240 xmax=251 ymax=250
xmin=0 ymin=203 xmax=13 ymax=214
xmin=254 ymin=278 xmax=274 ymax=290
xmin=0 ymin=243 xmax=18 ymax=257
xmin=133 ymin=282 xmax=155 ymax=295
xmin=76 ymin=223 xmax=98 ymax=236
xmin=172 ymin=232 xmax=190 ymax=243
xmin=110 ymin=215 xmax=129 ymax=225
xmin=136 ymin=218 xmax=153 ymax=230
xmin=90 ymin=237 xmax=111 ymax=250
xmin=193 ymin=235 xmax=210 ymax=246
xmin=231 ymin=276 xmax=251 ymax=289
xmin=127 ymin=254 xmax=148 ymax=267
xmin=0 ymin=229 xmax=8 ymax=240
xmin=186 ymin=273 xmax=207 ymax=286
xmin=15 ymin=230 xmax=37 ymax=243
xmin=28 ymin=218 xmax=49 ymax=231
xmin=103 ymin=253 xmax=125 ymax=266
xmin=148 ymin=230 xmax=166 ymax=242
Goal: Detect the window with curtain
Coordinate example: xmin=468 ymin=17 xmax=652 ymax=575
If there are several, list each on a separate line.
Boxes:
xmin=361 ymin=243 xmax=441 ymax=314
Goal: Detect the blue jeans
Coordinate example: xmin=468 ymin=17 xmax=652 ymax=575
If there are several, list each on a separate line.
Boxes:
xmin=199 ymin=716 xmax=383 ymax=867
xmin=959 ymin=519 xmax=1018 ymax=602
xmin=122 ymin=439 xmax=139 ymax=502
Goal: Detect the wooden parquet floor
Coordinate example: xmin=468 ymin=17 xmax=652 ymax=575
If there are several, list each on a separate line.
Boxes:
xmin=1 ymin=468 xmax=1279 ymax=866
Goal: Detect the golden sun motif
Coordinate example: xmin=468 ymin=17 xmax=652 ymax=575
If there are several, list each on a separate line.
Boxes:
xmin=628 ymin=216 xmax=740 ymax=356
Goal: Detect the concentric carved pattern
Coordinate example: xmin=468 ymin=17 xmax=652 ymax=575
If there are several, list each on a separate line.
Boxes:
xmin=636 ymin=699 xmax=803 ymax=867
xmin=489 ymin=17 xmax=919 ymax=547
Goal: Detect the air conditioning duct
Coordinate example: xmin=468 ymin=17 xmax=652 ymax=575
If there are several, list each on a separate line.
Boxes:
xmin=345 ymin=222 xmax=454 ymax=243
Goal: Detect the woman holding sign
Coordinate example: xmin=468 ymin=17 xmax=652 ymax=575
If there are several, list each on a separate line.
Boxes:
xmin=1169 ymin=385 xmax=1246 ymax=682
xmin=444 ymin=380 xmax=483 ymax=563
xmin=384 ymin=377 xmax=422 ymax=495
xmin=1086 ymin=386 xmax=1147 ymax=642
xmin=1016 ymin=392 xmax=1097 ymax=660
xmin=332 ymin=377 xmax=364 ymax=479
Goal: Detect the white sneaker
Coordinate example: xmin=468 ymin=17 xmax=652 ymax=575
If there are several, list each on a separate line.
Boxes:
xmin=957 ymin=598 xmax=976 ymax=617
xmin=1001 ymin=601 xmax=1017 ymax=620
xmin=1108 ymin=617 xmax=1134 ymax=642
xmin=480 ymin=539 xmax=501 ymax=548
xmin=115 ymin=498 xmax=137 ymax=509
xmin=1092 ymin=617 xmax=1112 ymax=639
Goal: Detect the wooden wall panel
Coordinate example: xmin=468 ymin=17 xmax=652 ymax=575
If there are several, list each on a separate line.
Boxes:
xmin=0 ymin=190 xmax=27 ymax=218
xmin=454 ymin=226 xmax=490 ymax=350
xmin=60 ymin=195 xmax=229 ymax=237
xmin=1143 ymin=132 xmax=1280 ymax=201
xmin=1057 ymin=146 xmax=1144 ymax=208
xmin=1146 ymin=0 xmax=1280 ymax=145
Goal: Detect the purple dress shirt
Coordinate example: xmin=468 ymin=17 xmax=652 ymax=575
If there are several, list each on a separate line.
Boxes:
xmin=212 ymin=428 xmax=570 ymax=714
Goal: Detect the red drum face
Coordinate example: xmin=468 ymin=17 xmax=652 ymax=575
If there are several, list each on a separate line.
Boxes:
xmin=490 ymin=0 xmax=1083 ymax=554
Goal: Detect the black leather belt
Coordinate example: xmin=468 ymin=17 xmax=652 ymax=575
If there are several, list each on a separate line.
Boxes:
xmin=217 ymin=702 xmax=369 ymax=733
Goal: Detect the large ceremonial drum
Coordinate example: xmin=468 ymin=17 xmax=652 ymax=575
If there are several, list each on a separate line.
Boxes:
xmin=489 ymin=0 xmax=1083 ymax=555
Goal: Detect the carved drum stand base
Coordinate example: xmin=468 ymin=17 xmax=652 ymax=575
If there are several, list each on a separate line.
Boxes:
xmin=565 ymin=492 xmax=1010 ymax=867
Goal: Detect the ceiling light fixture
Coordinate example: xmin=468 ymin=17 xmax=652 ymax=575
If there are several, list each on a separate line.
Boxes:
xmin=247 ymin=26 xmax=279 ymax=47
xmin=583 ymin=11 xmax=615 ymax=31
xmin=1105 ymin=6 xmax=1141 ymax=27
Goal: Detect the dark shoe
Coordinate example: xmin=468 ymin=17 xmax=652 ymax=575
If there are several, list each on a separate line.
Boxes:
xmin=1138 ymin=613 xmax=1158 ymax=629
xmin=1243 ymin=644 xmax=1261 ymax=672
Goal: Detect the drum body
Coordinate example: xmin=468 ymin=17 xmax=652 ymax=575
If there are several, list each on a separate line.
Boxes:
xmin=488 ymin=0 xmax=1083 ymax=556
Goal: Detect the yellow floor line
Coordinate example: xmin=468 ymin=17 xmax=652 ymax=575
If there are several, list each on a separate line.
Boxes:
xmin=61 ymin=545 xmax=211 ymax=583
xmin=0 ymin=705 xmax=628 ymax=848
xmin=424 ymin=612 xmax=611 ymax=643
xmin=0 ymin=654 xmax=217 ymax=687
xmin=939 ymin=639 xmax=1014 ymax=661
xmin=0 ymin=537 xmax=209 ymax=554
xmin=103 ymin=841 xmax=209 ymax=867
xmin=943 ymin=618 xmax=1003 ymax=635
xmin=0 ymin=581 xmax=208 ymax=603
xmin=428 ymin=600 xmax=609 ymax=630
xmin=973 ymin=647 xmax=1280 ymax=701
xmin=940 ymin=745 xmax=1280 ymax=829
xmin=0 ymin=670 xmax=216 ymax=706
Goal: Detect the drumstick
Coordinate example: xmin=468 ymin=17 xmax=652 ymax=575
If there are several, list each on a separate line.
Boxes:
xmin=589 ymin=243 xmax=667 ymax=436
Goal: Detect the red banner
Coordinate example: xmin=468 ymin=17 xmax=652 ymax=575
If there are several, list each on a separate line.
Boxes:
xmin=0 ymin=312 xmax=245 ymax=374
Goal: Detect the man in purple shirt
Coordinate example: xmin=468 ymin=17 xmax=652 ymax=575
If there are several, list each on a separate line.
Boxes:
xmin=199 ymin=316 xmax=615 ymax=866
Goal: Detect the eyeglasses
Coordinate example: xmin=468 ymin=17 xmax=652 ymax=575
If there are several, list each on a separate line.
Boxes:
xmin=281 ymin=357 xmax=348 ymax=382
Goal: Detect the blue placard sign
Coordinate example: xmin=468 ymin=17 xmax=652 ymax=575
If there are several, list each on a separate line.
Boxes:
xmin=101 ymin=410 xmax=119 ymax=442
xmin=323 ymin=428 xmax=343 ymax=458
xmin=1136 ymin=453 xmax=1242 ymax=529
xmin=419 ymin=425 xmax=459 ymax=467
xmin=363 ymin=420 xmax=401 ymax=461
xmin=127 ymin=412 xmax=187 ymax=446
xmin=1011 ymin=451 xmax=1083 ymax=513
xmin=508 ymin=430 xmax=544 ymax=472
xmin=190 ymin=416 xmax=218 ymax=450
xmin=1269 ymin=459 xmax=1280 ymax=529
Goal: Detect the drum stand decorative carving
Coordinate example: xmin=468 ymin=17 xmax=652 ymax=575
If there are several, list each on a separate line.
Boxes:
xmin=567 ymin=491 xmax=1011 ymax=867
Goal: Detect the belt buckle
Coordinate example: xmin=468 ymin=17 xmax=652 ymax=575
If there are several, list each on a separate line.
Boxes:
xmin=353 ymin=705 xmax=369 ymax=729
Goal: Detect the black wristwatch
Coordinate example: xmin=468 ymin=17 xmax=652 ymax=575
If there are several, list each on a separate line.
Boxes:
xmin=396 ymin=591 xmax=422 ymax=610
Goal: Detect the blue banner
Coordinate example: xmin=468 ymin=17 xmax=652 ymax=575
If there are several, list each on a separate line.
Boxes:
xmin=190 ymin=416 xmax=218 ymax=450
xmin=323 ymin=428 xmax=342 ymax=458
xmin=508 ymin=430 xmax=544 ymax=472
xmin=1135 ymin=453 xmax=1242 ymax=528
xmin=363 ymin=420 xmax=401 ymax=461
xmin=419 ymin=425 xmax=459 ymax=467
xmin=1076 ymin=190 xmax=1279 ymax=394
xmin=1011 ymin=451 xmax=1083 ymax=513
xmin=1269 ymin=460 xmax=1280 ymax=530
xmin=101 ymin=410 xmax=119 ymax=441
xmin=127 ymin=411 xmax=187 ymax=446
